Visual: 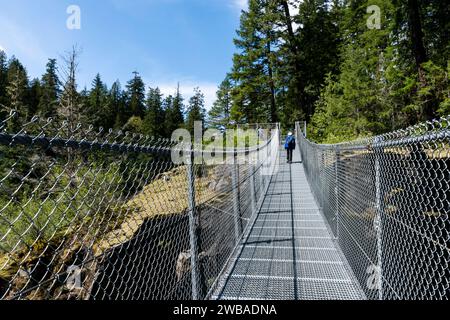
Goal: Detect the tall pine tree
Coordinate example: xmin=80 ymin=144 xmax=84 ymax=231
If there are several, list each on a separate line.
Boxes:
xmin=230 ymin=0 xmax=280 ymax=124
xmin=0 ymin=50 xmax=8 ymax=117
xmin=186 ymin=87 xmax=206 ymax=135
xmin=109 ymin=80 xmax=128 ymax=129
xmin=208 ymin=76 xmax=232 ymax=128
xmin=296 ymin=0 xmax=341 ymax=119
xmin=88 ymin=73 xmax=111 ymax=128
xmin=164 ymin=85 xmax=185 ymax=137
xmin=125 ymin=71 xmax=146 ymax=119
xmin=143 ymin=87 xmax=165 ymax=138
xmin=28 ymin=78 xmax=41 ymax=117
xmin=5 ymin=57 xmax=29 ymax=127
xmin=38 ymin=58 xmax=60 ymax=118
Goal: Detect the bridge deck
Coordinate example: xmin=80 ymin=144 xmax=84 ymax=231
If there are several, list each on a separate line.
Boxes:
xmin=214 ymin=146 xmax=365 ymax=300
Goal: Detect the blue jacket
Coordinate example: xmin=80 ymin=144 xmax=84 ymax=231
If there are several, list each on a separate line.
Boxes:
xmin=285 ymin=135 xmax=296 ymax=150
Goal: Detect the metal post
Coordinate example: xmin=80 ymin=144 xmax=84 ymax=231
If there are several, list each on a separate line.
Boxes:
xmin=335 ymin=146 xmax=340 ymax=240
xmin=265 ymin=129 xmax=270 ymax=186
xmin=256 ymin=125 xmax=264 ymax=197
xmin=304 ymin=121 xmax=307 ymax=138
xmin=186 ymin=146 xmax=199 ymax=300
xmin=320 ymin=151 xmax=325 ymax=210
xmin=249 ymin=160 xmax=257 ymax=216
xmin=295 ymin=122 xmax=300 ymax=162
xmin=248 ymin=125 xmax=257 ymax=216
xmin=261 ymin=127 xmax=267 ymax=190
xmin=374 ymin=137 xmax=383 ymax=300
xmin=232 ymin=149 xmax=242 ymax=243
xmin=278 ymin=123 xmax=281 ymax=147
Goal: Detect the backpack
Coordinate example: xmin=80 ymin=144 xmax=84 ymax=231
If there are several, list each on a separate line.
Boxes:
xmin=285 ymin=136 xmax=295 ymax=149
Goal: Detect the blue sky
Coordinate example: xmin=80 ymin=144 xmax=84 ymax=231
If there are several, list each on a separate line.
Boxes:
xmin=0 ymin=0 xmax=248 ymax=109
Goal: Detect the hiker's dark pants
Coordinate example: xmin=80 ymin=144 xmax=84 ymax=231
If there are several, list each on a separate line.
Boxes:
xmin=287 ymin=149 xmax=293 ymax=162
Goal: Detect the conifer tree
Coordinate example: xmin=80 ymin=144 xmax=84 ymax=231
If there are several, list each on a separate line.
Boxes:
xmin=164 ymin=85 xmax=185 ymax=137
xmin=88 ymin=73 xmax=111 ymax=128
xmin=310 ymin=0 xmax=397 ymax=142
xmin=208 ymin=76 xmax=232 ymax=128
xmin=0 ymin=50 xmax=8 ymax=116
xmin=186 ymin=87 xmax=206 ymax=135
xmin=230 ymin=0 xmax=279 ymax=124
xmin=109 ymin=80 xmax=128 ymax=129
xmin=295 ymin=0 xmax=341 ymax=118
xmin=28 ymin=78 xmax=41 ymax=117
xmin=38 ymin=58 xmax=60 ymax=118
xmin=5 ymin=57 xmax=29 ymax=128
xmin=143 ymin=87 xmax=165 ymax=137
xmin=125 ymin=71 xmax=146 ymax=119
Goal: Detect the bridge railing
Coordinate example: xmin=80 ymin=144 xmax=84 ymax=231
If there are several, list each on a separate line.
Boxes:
xmin=295 ymin=118 xmax=449 ymax=300
xmin=0 ymin=112 xmax=279 ymax=300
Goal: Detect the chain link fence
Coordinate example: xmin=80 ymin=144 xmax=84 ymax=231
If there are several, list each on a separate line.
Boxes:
xmin=0 ymin=112 xmax=279 ymax=300
xmin=295 ymin=118 xmax=450 ymax=300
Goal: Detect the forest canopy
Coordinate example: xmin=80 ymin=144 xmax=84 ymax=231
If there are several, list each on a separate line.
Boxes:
xmin=0 ymin=0 xmax=449 ymax=144
xmin=0 ymin=48 xmax=205 ymax=139
xmin=208 ymin=0 xmax=449 ymax=143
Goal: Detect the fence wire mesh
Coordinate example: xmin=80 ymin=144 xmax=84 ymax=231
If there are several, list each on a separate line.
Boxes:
xmin=0 ymin=112 xmax=279 ymax=300
xmin=296 ymin=118 xmax=450 ymax=300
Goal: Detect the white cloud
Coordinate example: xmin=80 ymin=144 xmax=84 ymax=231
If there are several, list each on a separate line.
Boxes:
xmin=0 ymin=45 xmax=4 ymax=52
xmin=157 ymin=81 xmax=218 ymax=112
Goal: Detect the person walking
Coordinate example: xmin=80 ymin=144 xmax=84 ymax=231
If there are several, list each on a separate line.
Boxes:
xmin=285 ymin=131 xmax=296 ymax=164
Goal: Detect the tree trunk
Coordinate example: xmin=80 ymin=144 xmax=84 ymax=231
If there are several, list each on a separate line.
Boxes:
xmin=407 ymin=0 xmax=427 ymax=78
xmin=280 ymin=0 xmax=305 ymax=118
xmin=266 ymin=41 xmax=278 ymax=123
xmin=407 ymin=0 xmax=436 ymax=121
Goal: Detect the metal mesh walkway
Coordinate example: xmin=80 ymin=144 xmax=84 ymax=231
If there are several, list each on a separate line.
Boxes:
xmin=213 ymin=146 xmax=365 ymax=300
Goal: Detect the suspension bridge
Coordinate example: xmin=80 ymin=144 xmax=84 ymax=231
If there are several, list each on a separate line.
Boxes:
xmin=213 ymin=146 xmax=364 ymax=300
xmin=0 ymin=115 xmax=448 ymax=300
